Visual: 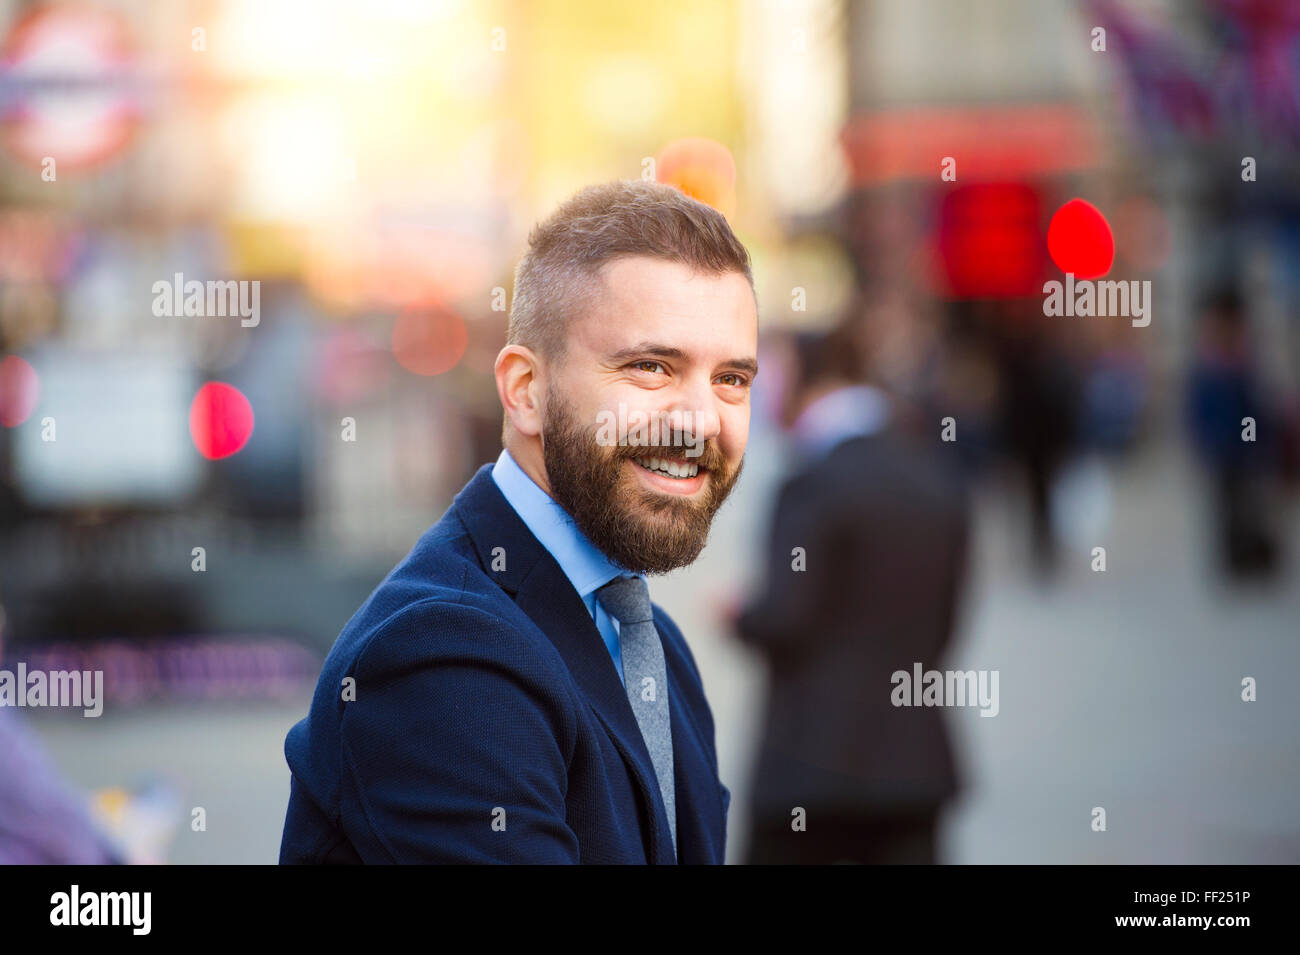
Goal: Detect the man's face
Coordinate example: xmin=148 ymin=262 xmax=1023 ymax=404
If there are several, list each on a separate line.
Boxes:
xmin=541 ymin=256 xmax=758 ymax=575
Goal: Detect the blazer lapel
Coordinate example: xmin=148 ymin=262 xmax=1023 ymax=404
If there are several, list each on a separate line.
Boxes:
xmin=450 ymin=464 xmax=678 ymax=864
xmin=657 ymin=627 xmax=723 ymax=864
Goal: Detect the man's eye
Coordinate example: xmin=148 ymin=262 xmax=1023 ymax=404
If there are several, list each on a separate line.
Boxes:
xmin=717 ymin=373 xmax=746 ymax=387
xmin=632 ymin=361 xmax=665 ymax=374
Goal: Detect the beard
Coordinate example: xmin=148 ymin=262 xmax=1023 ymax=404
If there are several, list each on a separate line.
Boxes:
xmin=541 ymin=388 xmax=743 ymax=576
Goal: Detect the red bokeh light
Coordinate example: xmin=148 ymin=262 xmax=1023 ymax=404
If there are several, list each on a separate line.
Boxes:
xmin=935 ymin=183 xmax=1047 ymax=298
xmin=392 ymin=302 xmax=468 ymax=376
xmin=0 ymin=354 xmax=39 ymax=427
xmin=655 ymin=137 xmax=737 ymax=219
xmin=1047 ymin=198 xmax=1114 ymax=279
xmin=189 ymin=382 xmax=254 ymax=459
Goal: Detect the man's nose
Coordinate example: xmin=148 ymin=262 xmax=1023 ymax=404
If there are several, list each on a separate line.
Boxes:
xmin=664 ymin=377 xmax=721 ymax=447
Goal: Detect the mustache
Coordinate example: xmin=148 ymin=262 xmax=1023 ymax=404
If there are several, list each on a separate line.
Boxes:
xmin=612 ymin=440 xmax=727 ymax=472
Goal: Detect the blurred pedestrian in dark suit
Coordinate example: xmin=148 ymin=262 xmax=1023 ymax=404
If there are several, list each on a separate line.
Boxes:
xmin=734 ymin=324 xmax=970 ymax=864
xmin=1185 ymin=290 xmax=1280 ymax=578
xmin=992 ymin=305 xmax=1081 ymax=577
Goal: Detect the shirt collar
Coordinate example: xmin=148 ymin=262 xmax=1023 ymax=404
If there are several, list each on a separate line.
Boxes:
xmin=490 ymin=447 xmax=639 ymax=600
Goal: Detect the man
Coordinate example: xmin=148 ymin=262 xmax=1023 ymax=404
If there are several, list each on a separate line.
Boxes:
xmin=1185 ymin=290 xmax=1279 ymax=578
xmin=735 ymin=324 xmax=969 ymax=864
xmin=280 ymin=180 xmax=757 ymax=864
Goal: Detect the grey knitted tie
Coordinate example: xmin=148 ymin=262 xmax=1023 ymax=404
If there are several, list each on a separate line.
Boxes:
xmin=595 ymin=574 xmax=676 ymax=859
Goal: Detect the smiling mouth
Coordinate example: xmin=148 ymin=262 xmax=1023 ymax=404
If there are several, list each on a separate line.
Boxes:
xmin=630 ymin=455 xmax=705 ymax=480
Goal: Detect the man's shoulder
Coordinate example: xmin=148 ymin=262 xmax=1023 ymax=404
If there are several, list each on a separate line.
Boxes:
xmin=295 ymin=484 xmax=554 ymax=701
xmin=333 ymin=520 xmax=555 ymax=679
xmin=792 ymin=428 xmax=969 ymax=510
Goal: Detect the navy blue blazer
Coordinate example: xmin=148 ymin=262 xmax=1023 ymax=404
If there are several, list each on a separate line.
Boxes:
xmin=279 ymin=462 xmax=730 ymax=864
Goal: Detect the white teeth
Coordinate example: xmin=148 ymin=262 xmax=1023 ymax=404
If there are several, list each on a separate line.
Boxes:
xmin=634 ymin=457 xmax=700 ymax=479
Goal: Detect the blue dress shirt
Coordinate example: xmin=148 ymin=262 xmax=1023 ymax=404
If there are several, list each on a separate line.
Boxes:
xmin=491 ymin=447 xmax=644 ymax=686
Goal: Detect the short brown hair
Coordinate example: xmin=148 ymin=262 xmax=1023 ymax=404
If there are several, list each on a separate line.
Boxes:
xmin=507 ymin=179 xmax=755 ymax=362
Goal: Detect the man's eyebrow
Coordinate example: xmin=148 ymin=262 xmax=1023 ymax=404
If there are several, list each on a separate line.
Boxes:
xmin=607 ymin=341 xmax=758 ymax=377
xmin=720 ymin=357 xmax=759 ymax=378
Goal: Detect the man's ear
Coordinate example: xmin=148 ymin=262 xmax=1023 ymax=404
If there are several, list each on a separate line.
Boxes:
xmin=495 ymin=344 xmax=544 ymax=437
